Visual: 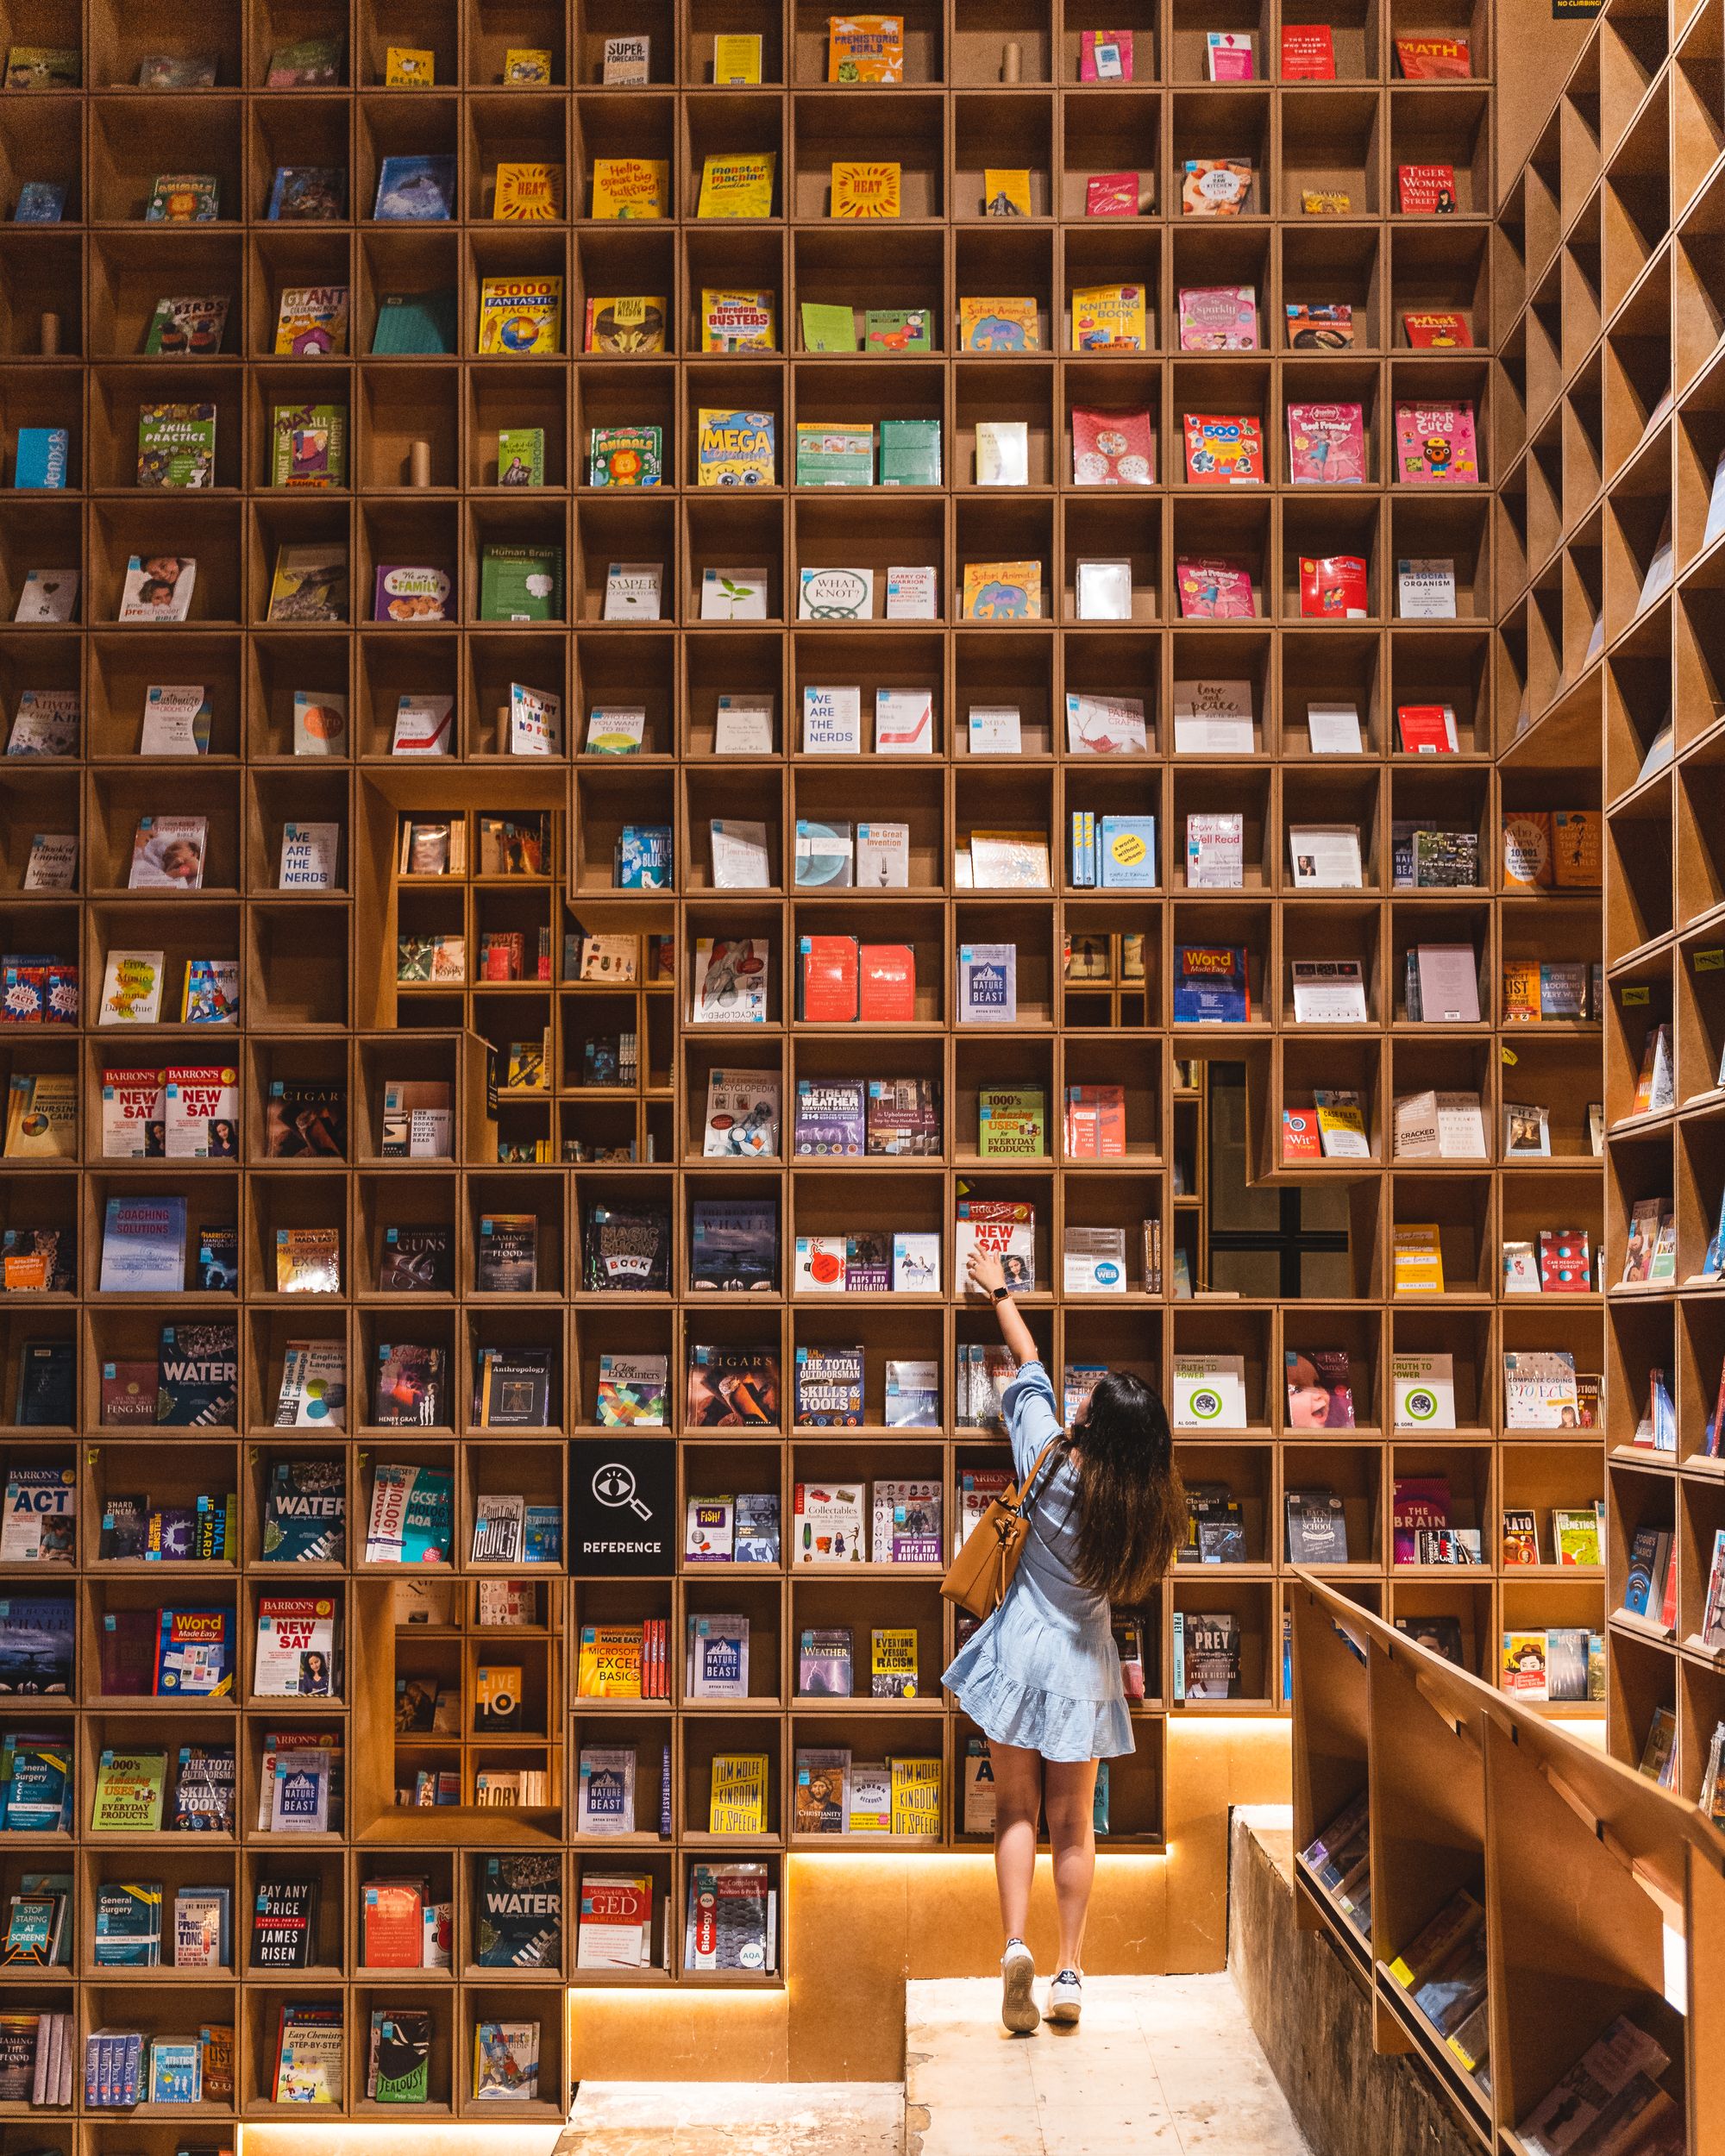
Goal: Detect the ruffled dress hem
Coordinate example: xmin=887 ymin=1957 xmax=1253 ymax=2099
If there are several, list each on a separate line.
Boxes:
xmin=942 ymin=1640 xmax=1134 ymax=1764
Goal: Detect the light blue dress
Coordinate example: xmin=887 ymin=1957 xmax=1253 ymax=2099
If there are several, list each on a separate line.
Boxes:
xmin=942 ymin=1361 xmax=1134 ymax=1762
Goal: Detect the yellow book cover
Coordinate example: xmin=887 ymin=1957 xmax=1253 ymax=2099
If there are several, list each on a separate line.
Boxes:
xmin=832 ymin=161 xmax=900 ymax=218
xmin=492 ymin=161 xmax=565 ymax=219
xmin=708 ymin=1753 xmax=769 ymax=1833
xmin=577 ymin=1624 xmax=643 ymax=1698
xmin=697 ymin=408 xmax=776 ymax=486
xmin=1302 ymin=188 xmax=1352 ymax=215
xmin=503 ymin=47 xmax=552 ymax=83
xmin=477 ymin=276 xmax=563 ymax=354
xmin=963 ymin=560 xmax=1043 ymax=619
xmin=958 ymin=296 xmax=1040 ymax=352
xmin=1501 ymin=958 xmax=1540 ymax=1020
xmin=888 ymin=1757 xmax=942 ymax=1835
xmin=698 ymin=152 xmax=775 ymax=217
xmin=870 ymin=1627 xmax=919 ymax=1697
xmin=828 ymin=13 xmax=905 ymax=82
xmin=1070 ymin=282 xmax=1146 ymax=350
xmin=700 ymin=287 xmax=776 ymax=352
xmin=1392 ymin=1224 xmax=1446 ymax=1294
xmin=385 ymin=45 xmax=434 ymax=85
xmin=584 ymin=294 xmax=668 ymax=354
xmin=712 ymin=33 xmax=762 ymax=83
xmin=592 ymin=157 xmax=669 ymax=218
xmin=983 ymin=168 xmax=1033 ymax=217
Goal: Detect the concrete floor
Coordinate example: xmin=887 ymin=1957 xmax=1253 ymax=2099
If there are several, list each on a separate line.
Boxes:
xmin=556 ymin=1973 xmax=1313 ymax=2155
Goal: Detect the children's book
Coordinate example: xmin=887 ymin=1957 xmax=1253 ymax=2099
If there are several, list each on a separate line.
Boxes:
xmin=143 ymin=295 xmax=229 ymax=356
xmin=1071 ymin=408 xmax=1154 ymax=486
xmin=828 ymin=15 xmax=905 ymax=82
xmin=1394 ymin=402 xmax=1478 ymax=485
xmin=1178 ymin=285 xmax=1257 ymax=350
xmin=1070 ymin=284 xmax=1145 ymax=350
xmin=592 ymin=159 xmax=669 ymax=216
xmin=1176 ymin=558 xmax=1255 ymax=619
xmin=697 ymin=154 xmax=775 ymax=216
xmin=267 ymin=166 xmax=345 ymax=221
xmin=492 ymin=163 xmax=563 ymax=218
xmin=1402 ymin=310 xmax=1471 ymax=348
xmin=697 ymin=409 xmax=775 ymax=486
xmin=1286 ymin=403 xmax=1366 ymax=485
xmin=701 ymin=288 xmax=775 ymax=352
xmin=270 ymin=404 xmax=346 ymax=488
xmin=865 ymin=309 xmax=932 ymax=352
xmin=832 ymin=163 xmax=900 ymax=217
xmin=958 ymin=298 xmax=1038 ymax=352
xmin=477 ymin=278 xmax=562 ymax=354
xmin=273 ymin=286 xmax=348 ymax=355
xmin=119 ymin=555 xmax=196 ymax=622
xmin=373 ymin=155 xmax=455 ymax=220
xmin=1182 ymin=414 xmax=1264 ymax=484
xmin=146 ymin=174 xmax=219 ymax=222
xmin=962 ymin=561 xmax=1042 ymax=620
xmin=584 ymin=296 xmax=668 ymax=354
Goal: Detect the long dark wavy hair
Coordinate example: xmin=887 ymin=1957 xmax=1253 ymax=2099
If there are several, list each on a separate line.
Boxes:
xmin=1068 ymin=1371 xmax=1186 ymax=1605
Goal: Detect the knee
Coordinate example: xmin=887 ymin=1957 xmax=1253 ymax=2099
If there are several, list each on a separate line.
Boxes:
xmin=994 ymin=1789 xmax=1040 ymax=1832
xmin=1043 ymin=1792 xmax=1095 ymax=1848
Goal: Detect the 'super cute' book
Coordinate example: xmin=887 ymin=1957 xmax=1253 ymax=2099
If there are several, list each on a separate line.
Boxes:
xmin=1395 ymin=401 xmax=1479 ymax=485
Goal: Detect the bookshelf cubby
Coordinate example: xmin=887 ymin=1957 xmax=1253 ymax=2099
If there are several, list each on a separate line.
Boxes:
xmin=6 ymin=0 xmax=1715 ymax=2117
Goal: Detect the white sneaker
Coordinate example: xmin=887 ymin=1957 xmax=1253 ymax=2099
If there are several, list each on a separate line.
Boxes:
xmin=1000 ymin=1940 xmax=1040 ymax=2034
xmin=1046 ymin=1969 xmax=1082 ymax=2025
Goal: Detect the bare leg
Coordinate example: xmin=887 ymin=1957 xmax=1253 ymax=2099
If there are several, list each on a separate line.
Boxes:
xmin=989 ymin=1739 xmax=1044 ymax=1945
xmin=1043 ymin=1758 xmax=1099 ymax=1973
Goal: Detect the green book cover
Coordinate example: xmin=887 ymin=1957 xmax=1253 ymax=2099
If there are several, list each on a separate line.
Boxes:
xmin=371 ymin=287 xmax=456 ymax=354
xmin=135 ymin=403 xmax=216 ymax=487
xmin=90 ymin=1749 xmax=168 ymax=1832
xmin=794 ymin=423 xmax=874 ymax=486
xmin=497 ymin=428 xmax=545 ymax=486
xmin=588 ymin=424 xmax=662 ymax=486
xmin=368 ymin=2009 xmax=432 ymax=2102
xmin=977 ymin=1087 xmax=1046 ymax=1156
xmin=864 ymin=307 xmax=932 ymax=354
xmin=93 ymin=1880 xmax=161 ymax=1965
xmin=880 ymin=417 xmax=941 ymax=486
xmin=270 ymin=403 xmax=347 ymax=487
xmin=480 ymin=544 xmax=563 ymax=623
xmin=145 ymin=173 xmax=220 ymax=222
xmin=800 ymin=300 xmax=858 ymax=353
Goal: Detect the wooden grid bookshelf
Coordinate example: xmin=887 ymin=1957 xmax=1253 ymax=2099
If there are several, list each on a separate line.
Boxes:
xmin=0 ymin=0 xmax=1659 ymax=2128
xmin=1289 ymin=1571 xmax=1723 ymax=2156
xmin=1496 ymin=0 xmax=1725 ymax=1821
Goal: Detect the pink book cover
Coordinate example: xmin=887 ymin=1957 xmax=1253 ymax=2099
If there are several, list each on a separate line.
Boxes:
xmin=1286 ymin=403 xmax=1366 ymax=485
xmin=1206 ymin=32 xmax=1255 ymax=79
xmin=1078 ymin=29 xmax=1133 ymax=81
xmin=1176 ymin=556 xmax=1256 ymax=619
xmin=1394 ymin=401 xmax=1479 ymax=485
xmin=1178 ymin=285 xmax=1258 ymax=351
xmin=1071 ymin=406 xmax=1155 ymax=486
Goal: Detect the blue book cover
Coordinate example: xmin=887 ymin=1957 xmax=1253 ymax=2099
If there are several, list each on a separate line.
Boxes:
xmin=267 ymin=165 xmax=345 ymax=221
xmin=14 ymin=181 xmax=66 ymax=222
xmin=1099 ymin=813 xmax=1157 ymax=888
xmin=0 ymin=1596 xmax=74 ymax=1691
xmin=1172 ymin=944 xmax=1249 ymax=1023
xmin=14 ymin=428 xmax=68 ymax=488
xmin=617 ymin=824 xmax=674 ymax=888
xmin=373 ymin=154 xmax=456 ymax=221
xmin=99 ymin=1194 xmax=188 ymax=1292
xmin=522 ymin=1504 xmax=561 ymax=1562
xmin=148 ymin=2039 xmax=200 ymax=2103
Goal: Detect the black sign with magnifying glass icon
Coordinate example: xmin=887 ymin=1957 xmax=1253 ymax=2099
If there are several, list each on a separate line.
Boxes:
xmin=568 ymin=1438 xmax=676 ymax=1576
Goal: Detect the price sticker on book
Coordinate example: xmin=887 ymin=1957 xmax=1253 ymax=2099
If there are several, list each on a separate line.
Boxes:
xmin=1694 ymin=948 xmax=1724 ymax=972
xmin=1620 ymin=984 xmax=1650 ymax=1005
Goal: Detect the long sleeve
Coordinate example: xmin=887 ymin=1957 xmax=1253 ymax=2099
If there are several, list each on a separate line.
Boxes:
xmin=1001 ymin=1360 xmax=1063 ymax=1482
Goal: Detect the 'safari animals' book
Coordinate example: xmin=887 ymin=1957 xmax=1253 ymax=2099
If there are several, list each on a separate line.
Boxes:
xmin=697 ymin=153 xmax=775 ymax=216
xmin=583 ymin=296 xmax=668 ymax=354
xmin=963 ymin=561 xmax=1043 ymax=621
xmin=1182 ymin=413 xmax=1264 ymax=484
xmin=958 ymin=298 xmax=1039 ymax=352
xmin=832 ymin=162 xmax=900 ymax=217
xmin=828 ymin=15 xmax=905 ymax=82
xmin=1071 ymin=408 xmax=1154 ymax=486
xmin=591 ymin=158 xmax=668 ymax=217
xmin=477 ymin=278 xmax=562 ymax=354
xmin=697 ymin=410 xmax=775 ymax=487
xmin=1070 ymin=283 xmax=1145 ymax=350
xmin=492 ymin=162 xmax=563 ymax=218
xmin=700 ymin=289 xmax=775 ymax=352
xmin=1176 ymin=557 xmax=1256 ymax=619
xmin=1285 ymin=403 xmax=1366 ymax=485
xmin=1394 ymin=401 xmax=1478 ymax=485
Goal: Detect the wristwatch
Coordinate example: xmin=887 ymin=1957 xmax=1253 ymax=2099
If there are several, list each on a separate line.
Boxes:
xmin=991 ymin=1285 xmax=1012 ymax=1303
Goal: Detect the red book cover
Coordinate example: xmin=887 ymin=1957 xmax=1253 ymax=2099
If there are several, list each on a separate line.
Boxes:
xmin=1298 ymin=554 xmax=1369 ymax=620
xmin=1396 ymin=704 xmax=1458 ymax=754
xmin=1282 ymin=1106 xmax=1321 ymax=1160
xmin=800 ymin=935 xmax=859 ymax=1021
xmin=1176 ymin=555 xmax=1256 ymax=618
xmin=1659 ymin=1540 xmax=1678 ymax=1632
xmin=1402 ymin=310 xmax=1472 ymax=349
xmin=1396 ymin=34 xmax=1471 ymax=79
xmin=1537 ymin=1228 xmax=1590 ymax=1292
xmin=1182 ymin=412 xmax=1264 ymax=483
xmin=1071 ymin=406 xmax=1155 ymax=486
xmin=1279 ymin=24 xmax=1335 ymax=78
xmin=363 ymin=1878 xmax=424 ymax=1966
xmin=1398 ymin=164 xmax=1458 ymax=215
xmin=858 ymin=943 xmax=916 ymax=1022
xmin=1085 ymin=171 xmax=1139 ymax=217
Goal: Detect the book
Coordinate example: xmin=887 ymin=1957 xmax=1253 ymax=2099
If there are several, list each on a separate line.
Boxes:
xmin=1286 ymin=403 xmax=1366 ymax=485
xmin=371 ymin=289 xmax=456 ymax=354
xmin=267 ymin=544 xmax=346 ymax=621
xmin=1281 ymin=25 xmax=1335 ymax=77
xmin=1403 ymin=310 xmax=1471 ymax=348
xmin=1394 ymin=400 xmax=1479 ymax=484
xmin=833 ymin=161 xmax=900 ymax=217
xmin=959 ymin=297 xmax=1039 ymax=352
xmin=698 ymin=153 xmax=775 ymax=217
xmin=1071 ymin=284 xmax=1146 ymax=350
xmin=1178 ymin=285 xmax=1257 ymax=351
xmin=119 ymin=554 xmax=196 ymax=622
xmin=1183 ymin=412 xmax=1264 ymax=483
xmin=1071 ymin=406 xmax=1155 ymax=485
xmin=492 ymin=162 xmax=563 ymax=218
xmin=476 ymin=277 xmax=561 ymax=354
xmin=373 ymin=155 xmax=455 ymax=220
xmin=985 ymin=168 xmax=1033 ymax=216
xmin=146 ymin=173 xmax=219 ymax=222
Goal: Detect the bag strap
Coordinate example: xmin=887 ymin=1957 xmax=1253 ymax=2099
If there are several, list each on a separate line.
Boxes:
xmin=1013 ymin=1433 xmax=1069 ymax=1516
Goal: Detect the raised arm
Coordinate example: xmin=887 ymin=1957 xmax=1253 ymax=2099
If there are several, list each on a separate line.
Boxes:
xmin=967 ymin=1247 xmax=1038 ymax=1369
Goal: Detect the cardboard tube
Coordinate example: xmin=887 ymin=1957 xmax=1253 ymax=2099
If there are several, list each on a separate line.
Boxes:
xmin=409 ymin=439 xmax=432 ymax=487
xmin=40 ymin=311 xmax=60 ymax=355
xmin=1002 ymin=41 xmax=1021 ymax=82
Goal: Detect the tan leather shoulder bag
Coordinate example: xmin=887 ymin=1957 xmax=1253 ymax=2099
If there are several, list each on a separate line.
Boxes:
xmin=940 ymin=1434 xmax=1068 ymax=1620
